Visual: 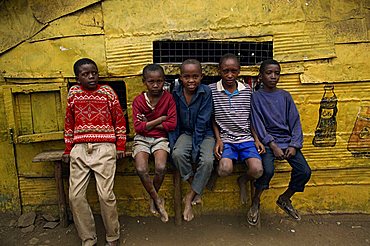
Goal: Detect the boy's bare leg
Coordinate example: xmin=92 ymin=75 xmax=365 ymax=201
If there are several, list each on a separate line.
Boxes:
xmin=217 ymin=158 xmax=233 ymax=177
xmin=149 ymin=199 xmax=159 ymax=216
xmin=237 ymin=173 xmax=248 ymax=204
xmin=151 ymin=150 xmax=168 ymax=221
xmin=244 ymin=157 xmax=264 ymax=225
xmin=134 ymin=152 xmax=168 ymax=223
xmin=238 ymin=158 xmax=263 ymax=205
xmin=192 ymin=194 xmax=202 ymax=205
xmin=186 ymin=177 xmax=201 ymax=205
xmin=248 ymin=188 xmax=263 ymax=225
xmin=183 ymin=189 xmax=196 ymax=221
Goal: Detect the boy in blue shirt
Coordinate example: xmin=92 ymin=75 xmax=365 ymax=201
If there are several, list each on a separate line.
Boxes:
xmin=250 ymin=59 xmax=311 ymax=225
xmin=170 ymin=59 xmax=215 ymax=222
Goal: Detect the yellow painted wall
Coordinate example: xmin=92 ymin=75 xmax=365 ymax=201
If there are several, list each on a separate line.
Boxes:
xmin=0 ymin=0 xmax=369 ymax=216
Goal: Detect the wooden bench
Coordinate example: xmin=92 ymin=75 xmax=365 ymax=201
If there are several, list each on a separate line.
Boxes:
xmin=32 ymin=150 xmax=183 ymax=227
xmin=32 ymin=150 xmax=261 ymax=228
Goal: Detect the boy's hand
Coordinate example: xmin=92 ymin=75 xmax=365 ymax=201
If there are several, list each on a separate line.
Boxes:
xmin=284 ymin=147 xmax=296 ymax=159
xmin=214 ymin=139 xmax=224 ymax=160
xmin=255 ymin=141 xmax=266 ymax=154
xmin=137 ymin=114 xmax=148 ymax=122
xmin=269 ymin=142 xmax=284 ymax=160
xmin=61 ymin=154 xmax=70 ymax=164
xmin=116 ymin=150 xmax=126 ymax=160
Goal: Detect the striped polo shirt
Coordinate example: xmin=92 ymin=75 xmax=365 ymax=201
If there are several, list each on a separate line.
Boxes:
xmin=209 ymin=80 xmax=254 ymax=144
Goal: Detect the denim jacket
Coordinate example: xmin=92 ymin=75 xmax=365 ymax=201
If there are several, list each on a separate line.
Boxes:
xmin=169 ymin=83 xmax=214 ymax=162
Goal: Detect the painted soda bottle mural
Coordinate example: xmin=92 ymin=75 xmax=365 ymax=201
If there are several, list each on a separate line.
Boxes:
xmin=312 ymin=85 xmax=338 ymax=147
xmin=347 ymin=105 xmax=370 ymax=156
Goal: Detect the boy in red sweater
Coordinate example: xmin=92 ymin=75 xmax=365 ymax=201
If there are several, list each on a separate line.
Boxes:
xmin=62 ymin=58 xmax=126 ymax=246
xmin=132 ymin=64 xmax=177 ymax=223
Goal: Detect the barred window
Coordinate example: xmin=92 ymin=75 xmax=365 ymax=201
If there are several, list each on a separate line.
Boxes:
xmin=153 ymin=40 xmax=273 ymax=65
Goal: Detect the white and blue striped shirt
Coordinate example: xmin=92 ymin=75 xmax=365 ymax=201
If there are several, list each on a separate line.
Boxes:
xmin=209 ymin=80 xmax=254 ymax=144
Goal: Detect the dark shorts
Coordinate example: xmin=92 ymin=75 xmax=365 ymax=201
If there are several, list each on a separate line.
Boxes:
xmin=221 ymin=141 xmax=261 ymax=162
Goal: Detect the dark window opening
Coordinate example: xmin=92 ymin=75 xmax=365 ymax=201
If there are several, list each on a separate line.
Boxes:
xmin=108 ymin=81 xmax=130 ymax=135
xmin=153 ymin=40 xmax=273 ymax=66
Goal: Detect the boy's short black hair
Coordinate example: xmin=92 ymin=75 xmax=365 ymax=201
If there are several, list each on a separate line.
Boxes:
xmin=219 ymin=53 xmax=240 ymax=67
xmin=73 ymin=58 xmax=98 ymax=77
xmin=142 ymin=64 xmax=165 ymax=80
xmin=259 ymin=59 xmax=281 ymax=73
xmin=180 ymin=59 xmax=202 ymax=74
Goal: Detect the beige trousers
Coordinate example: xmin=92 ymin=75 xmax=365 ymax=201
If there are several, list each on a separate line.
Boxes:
xmin=69 ymin=143 xmax=120 ymax=246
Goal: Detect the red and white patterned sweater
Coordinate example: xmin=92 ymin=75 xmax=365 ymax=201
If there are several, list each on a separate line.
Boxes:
xmin=63 ymin=84 xmax=126 ymax=154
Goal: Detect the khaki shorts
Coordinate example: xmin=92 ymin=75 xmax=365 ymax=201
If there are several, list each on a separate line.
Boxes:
xmin=132 ymin=135 xmax=170 ymax=157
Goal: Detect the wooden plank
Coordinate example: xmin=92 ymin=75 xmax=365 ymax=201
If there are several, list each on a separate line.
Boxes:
xmin=19 ymin=177 xmax=58 ymax=206
xmin=31 ymin=92 xmax=59 ymax=133
xmin=3 ymin=88 xmax=17 ymax=143
xmin=17 ymin=131 xmax=64 ymax=143
xmin=32 ymin=150 xmax=64 ymax=162
xmin=15 ymin=93 xmax=33 ymax=135
xmin=32 ymin=149 xmax=133 ymax=162
xmin=16 ymin=141 xmax=64 ymax=177
xmin=54 ymin=92 xmax=64 ymax=131
xmin=7 ymin=83 xmax=63 ymax=93
xmin=59 ymin=85 xmax=68 ymax=129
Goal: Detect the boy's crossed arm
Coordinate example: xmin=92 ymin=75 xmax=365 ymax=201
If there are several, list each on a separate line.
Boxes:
xmin=137 ymin=113 xmax=167 ymax=130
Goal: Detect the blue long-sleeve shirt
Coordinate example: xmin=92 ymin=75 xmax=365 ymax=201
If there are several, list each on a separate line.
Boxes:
xmin=169 ymin=83 xmax=214 ymax=162
xmin=251 ymin=89 xmax=303 ymax=149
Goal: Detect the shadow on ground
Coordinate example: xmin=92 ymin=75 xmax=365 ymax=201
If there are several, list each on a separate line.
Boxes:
xmin=0 ymin=213 xmax=369 ymax=246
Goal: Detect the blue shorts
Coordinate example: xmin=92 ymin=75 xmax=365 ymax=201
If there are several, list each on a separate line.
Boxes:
xmin=222 ymin=141 xmax=261 ymax=161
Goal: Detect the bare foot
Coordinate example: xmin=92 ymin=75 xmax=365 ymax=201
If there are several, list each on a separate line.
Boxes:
xmin=155 ymin=197 xmax=168 ymax=223
xmin=237 ymin=175 xmax=248 ymax=205
xmin=183 ymin=193 xmax=195 ymax=222
xmin=149 ymin=199 xmax=159 ymax=217
xmin=191 ymin=194 xmax=202 ymax=206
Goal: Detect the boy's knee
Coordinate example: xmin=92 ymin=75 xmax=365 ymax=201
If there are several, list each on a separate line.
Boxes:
xmin=200 ymin=157 xmax=214 ymax=169
xmin=136 ymin=166 xmax=149 ymax=176
xmin=171 ymin=149 xmax=185 ymax=162
xmin=302 ymin=166 xmax=312 ymax=181
xmin=155 ymin=165 xmax=167 ymax=175
xmin=264 ymin=168 xmax=274 ymax=180
xmin=69 ymin=192 xmax=83 ymax=204
xmin=248 ymin=166 xmax=263 ymax=179
xmin=218 ymin=159 xmax=233 ymax=177
xmin=99 ymin=191 xmax=115 ymax=203
xmin=218 ymin=166 xmax=232 ymax=177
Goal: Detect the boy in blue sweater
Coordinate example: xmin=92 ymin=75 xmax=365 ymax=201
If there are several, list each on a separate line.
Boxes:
xmin=250 ymin=59 xmax=311 ymax=225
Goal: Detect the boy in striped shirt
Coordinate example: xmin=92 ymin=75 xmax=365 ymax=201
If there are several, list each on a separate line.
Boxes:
xmin=209 ymin=53 xmax=264 ymax=225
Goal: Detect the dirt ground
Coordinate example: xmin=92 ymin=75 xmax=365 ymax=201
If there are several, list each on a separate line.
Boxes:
xmin=0 ymin=213 xmax=369 ymax=246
